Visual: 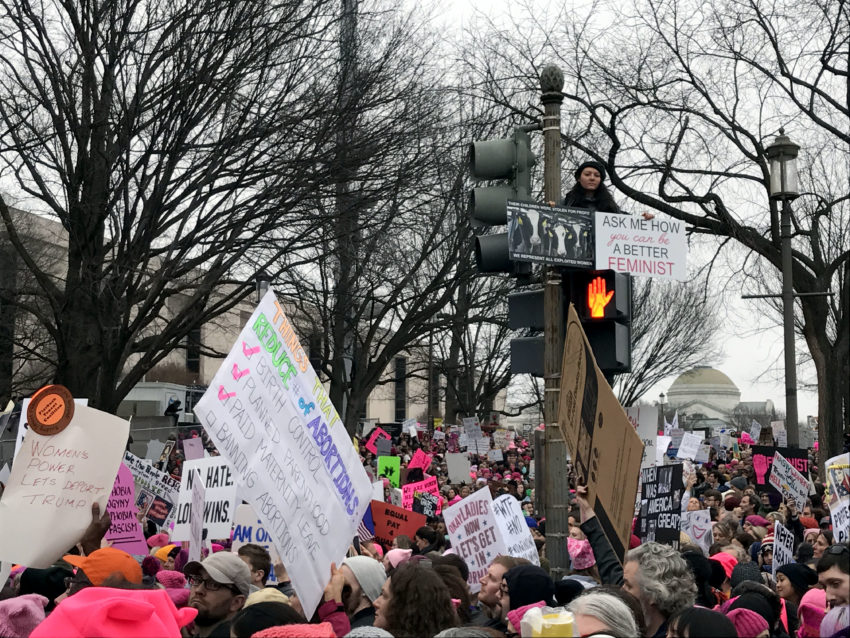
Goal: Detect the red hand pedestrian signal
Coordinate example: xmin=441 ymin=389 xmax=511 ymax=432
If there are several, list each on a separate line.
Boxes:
xmin=587 ymin=276 xmax=614 ymax=318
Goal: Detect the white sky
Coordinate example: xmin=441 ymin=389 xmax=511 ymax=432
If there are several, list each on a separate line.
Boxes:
xmin=438 ymin=0 xmax=820 ymax=422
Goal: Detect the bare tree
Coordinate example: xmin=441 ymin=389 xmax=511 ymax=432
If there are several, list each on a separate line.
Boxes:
xmin=616 ymin=276 xmax=723 ymax=407
xmin=0 ymin=0 xmax=354 ymax=410
xmin=460 ymin=0 xmax=848 ymax=460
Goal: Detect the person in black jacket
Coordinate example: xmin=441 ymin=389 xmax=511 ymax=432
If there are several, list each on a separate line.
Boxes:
xmin=563 ymin=160 xmax=621 ymax=213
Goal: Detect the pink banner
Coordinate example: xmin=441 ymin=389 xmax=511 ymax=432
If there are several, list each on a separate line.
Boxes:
xmin=105 ymin=463 xmax=149 ymax=556
xmin=408 ymin=449 xmax=433 ymax=472
xmin=401 ymin=475 xmax=441 ymax=514
xmin=365 ymin=427 xmax=391 ymax=454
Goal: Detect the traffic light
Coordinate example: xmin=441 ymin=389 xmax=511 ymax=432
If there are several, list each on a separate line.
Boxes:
xmin=508 ymin=288 xmax=544 ymax=376
xmin=568 ymin=270 xmax=632 ymax=375
xmin=469 ymin=129 xmax=536 ymax=273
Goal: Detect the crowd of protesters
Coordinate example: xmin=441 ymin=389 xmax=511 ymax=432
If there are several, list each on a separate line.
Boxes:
xmin=0 ymin=423 xmax=848 ymax=638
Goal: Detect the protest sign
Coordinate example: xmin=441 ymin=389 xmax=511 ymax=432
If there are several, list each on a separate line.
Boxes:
xmin=231 ymin=504 xmax=280 ymax=583
xmin=123 ymin=451 xmax=181 ymax=527
xmin=446 ymin=453 xmax=471 ymax=485
xmin=402 ymin=418 xmax=418 ymax=438
xmin=637 ymin=464 xmax=684 ymax=549
xmin=492 ymin=494 xmax=540 ymax=566
xmin=824 ymin=453 xmax=849 ymax=543
xmin=172 ymin=457 xmax=237 ymax=541
xmin=104 ymin=463 xmax=148 ymax=556
xmin=188 ymin=469 xmax=205 ymax=563
xmin=676 ymin=432 xmax=702 ymax=461
xmin=389 ymin=488 xmax=402 ymax=507
xmin=376 ymin=438 xmax=392 ymax=457
xmin=670 ymin=429 xmax=685 ymax=451
xmin=432 ymin=429 xmax=446 ymax=441
xmin=768 ymin=452 xmax=809 ymax=511
xmin=492 ymin=429 xmax=509 ymax=450
xmin=14 ymin=397 xmax=88 ymax=460
xmin=194 ymin=289 xmax=372 ymax=617
xmin=626 ymin=405 xmax=658 ymax=469
xmin=378 ymin=456 xmax=401 ymax=488
xmin=412 ymin=492 xmax=439 ymax=518
xmin=558 ymin=305 xmax=644 ymax=562
xmin=0 ymin=464 xmax=9 ymax=486
xmin=183 ymin=437 xmax=205 ymax=461
xmin=361 ymin=419 xmax=377 ymax=439
xmin=146 ymin=439 xmax=166 ymax=462
xmin=487 ymin=449 xmax=504 ymax=463
xmin=694 ymin=444 xmax=711 ymax=464
xmin=751 ymin=446 xmax=809 ymax=494
xmin=750 ymin=421 xmax=762 ymax=442
xmin=681 ymin=509 xmax=713 ymax=555
xmin=443 ymin=489 xmax=506 ymax=593
xmin=365 ymin=427 xmax=391 ymax=455
xmin=370 ymin=501 xmax=426 ymax=549
xmin=656 ymin=436 xmax=672 ymax=466
xmin=0 ymin=397 xmax=129 ymax=567
xmin=371 ymin=481 xmax=384 ymax=502
xmin=508 ymin=201 xmax=593 ymax=267
xmin=401 ymin=475 xmax=441 ymax=514
xmin=594 ymin=212 xmax=687 ymax=281
xmin=772 ymin=521 xmax=794 ymax=576
xmin=408 ymin=449 xmax=432 ymax=473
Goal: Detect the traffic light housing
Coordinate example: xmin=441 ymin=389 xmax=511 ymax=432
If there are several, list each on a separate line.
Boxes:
xmin=469 ymin=129 xmax=536 ymax=273
xmin=569 ymin=270 xmax=632 ymax=374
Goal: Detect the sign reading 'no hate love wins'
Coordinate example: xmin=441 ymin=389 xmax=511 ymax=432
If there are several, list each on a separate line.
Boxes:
xmin=194 ymin=289 xmax=371 ymax=618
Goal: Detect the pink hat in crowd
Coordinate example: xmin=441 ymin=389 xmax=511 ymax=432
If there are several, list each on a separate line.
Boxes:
xmin=155 ymin=571 xmax=190 ymax=608
xmin=146 ymin=533 xmax=170 ymax=549
xmin=796 ymin=588 xmax=827 ymax=638
xmin=384 ymin=548 xmax=413 ymax=569
xmin=726 ymin=608 xmax=769 ymax=638
xmin=710 ymin=552 xmax=738 ymax=581
xmin=0 ymin=594 xmax=48 ymax=638
xmin=567 ymin=538 xmax=596 ymax=570
xmin=745 ymin=515 xmax=770 ymax=528
xmin=507 ymin=601 xmax=545 ymax=634
xmin=29 ymin=587 xmax=197 ymax=638
xmin=253 ymin=622 xmax=335 ymax=638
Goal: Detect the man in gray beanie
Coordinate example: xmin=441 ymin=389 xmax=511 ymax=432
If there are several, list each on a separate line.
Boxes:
xmin=341 ymin=556 xmax=387 ymax=629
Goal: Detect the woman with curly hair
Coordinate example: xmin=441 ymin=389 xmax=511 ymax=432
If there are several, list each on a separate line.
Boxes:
xmin=373 ymin=562 xmax=458 ymax=637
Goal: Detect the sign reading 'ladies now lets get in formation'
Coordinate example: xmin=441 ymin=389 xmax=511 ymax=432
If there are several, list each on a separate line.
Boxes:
xmin=194 ymin=289 xmax=371 ymax=618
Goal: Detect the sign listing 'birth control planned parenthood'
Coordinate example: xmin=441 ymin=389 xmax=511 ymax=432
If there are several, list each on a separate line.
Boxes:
xmin=194 ymin=289 xmax=372 ymax=618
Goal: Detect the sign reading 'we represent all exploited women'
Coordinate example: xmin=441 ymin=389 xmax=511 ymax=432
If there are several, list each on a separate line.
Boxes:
xmin=194 ymin=289 xmax=372 ymax=618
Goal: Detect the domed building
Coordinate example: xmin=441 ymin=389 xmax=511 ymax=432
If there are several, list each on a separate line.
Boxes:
xmin=662 ymin=366 xmax=775 ymax=432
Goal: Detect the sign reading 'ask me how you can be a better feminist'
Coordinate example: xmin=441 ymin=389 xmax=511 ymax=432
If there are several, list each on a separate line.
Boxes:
xmin=594 ymin=212 xmax=687 ymax=281
xmin=194 ymin=289 xmax=372 ymax=618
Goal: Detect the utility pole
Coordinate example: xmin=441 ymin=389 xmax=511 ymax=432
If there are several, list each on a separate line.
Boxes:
xmin=540 ymin=64 xmax=569 ymax=579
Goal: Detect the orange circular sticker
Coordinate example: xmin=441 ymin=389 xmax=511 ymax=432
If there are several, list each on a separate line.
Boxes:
xmin=27 ymin=385 xmax=75 ymax=436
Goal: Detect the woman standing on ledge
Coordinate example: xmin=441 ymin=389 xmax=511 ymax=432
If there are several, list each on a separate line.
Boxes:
xmin=563 ymin=160 xmax=621 ymax=213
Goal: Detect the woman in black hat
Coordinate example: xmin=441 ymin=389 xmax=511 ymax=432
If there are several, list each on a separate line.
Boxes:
xmin=563 ymin=160 xmax=621 ymax=213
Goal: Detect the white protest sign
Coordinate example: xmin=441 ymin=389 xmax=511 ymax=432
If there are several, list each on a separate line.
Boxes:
xmin=626 ymin=405 xmax=659 ymax=469
xmin=146 ymin=439 xmax=167 ymax=462
xmin=389 ymin=487 xmax=402 ymax=507
xmin=594 ymin=212 xmax=687 ymax=281
xmin=14 ymin=398 xmax=88 ymax=461
xmin=231 ymin=504 xmax=280 ymax=584
xmin=183 ymin=437 xmax=205 ymax=461
xmin=656 ymin=436 xmax=672 ymax=465
xmin=172 ymin=457 xmax=237 ymax=541
xmin=492 ymin=494 xmax=540 ymax=566
xmin=188 ymin=469 xmax=205 ymax=563
xmin=371 ymin=481 xmax=385 ymax=502
xmin=750 ymin=421 xmax=762 ymax=442
xmin=446 ymin=453 xmax=471 ymax=484
xmin=772 ymin=521 xmax=794 ymax=576
xmin=194 ymin=289 xmax=371 ymax=617
xmin=681 ymin=509 xmax=713 ymax=555
xmin=123 ymin=451 xmax=181 ymax=527
xmin=443 ymin=489 xmax=506 ymax=594
xmin=432 ymin=429 xmax=446 ymax=441
xmin=832 ymin=500 xmax=850 ymax=544
xmin=768 ymin=451 xmax=809 ymax=511
xmin=824 ymin=453 xmax=849 ymax=543
xmin=694 ymin=444 xmax=711 ymax=464
xmin=487 ymin=449 xmax=504 ymax=463
xmin=0 ymin=401 xmax=128 ymax=567
xmin=676 ymin=432 xmax=702 ymax=461
xmin=0 ymin=464 xmax=9 ymax=485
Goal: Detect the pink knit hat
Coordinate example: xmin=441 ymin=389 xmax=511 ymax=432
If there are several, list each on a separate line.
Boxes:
xmin=710 ymin=552 xmax=738 ymax=580
xmin=252 ymin=622 xmax=336 ymax=637
xmin=0 ymin=593 xmax=48 ymax=638
xmin=506 ymin=601 xmax=545 ymax=634
xmin=155 ymin=570 xmax=186 ymax=589
xmin=567 ymin=537 xmax=596 ymax=570
xmin=726 ymin=608 xmax=769 ymax=638
xmin=29 ymin=587 xmax=197 ymax=638
xmin=384 ymin=548 xmax=413 ymax=569
xmin=796 ymin=588 xmax=827 ymax=638
xmin=146 ymin=533 xmax=170 ymax=549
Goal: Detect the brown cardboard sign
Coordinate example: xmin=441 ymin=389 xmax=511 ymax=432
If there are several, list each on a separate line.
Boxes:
xmin=558 ymin=304 xmax=644 ymax=563
xmin=26 ymin=385 xmax=75 ymax=436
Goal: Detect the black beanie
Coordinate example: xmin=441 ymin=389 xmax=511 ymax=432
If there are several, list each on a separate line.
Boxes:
xmin=574 ymin=161 xmax=606 ymax=182
xmin=730 ymin=561 xmax=762 ymax=589
xmin=504 ymin=564 xmax=556 ymax=610
xmin=776 ymin=563 xmax=818 ymax=596
xmin=729 ymin=592 xmax=777 ymax=629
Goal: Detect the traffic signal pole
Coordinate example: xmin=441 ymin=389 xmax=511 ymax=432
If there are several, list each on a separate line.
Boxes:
xmin=540 ymin=65 xmax=570 ymax=580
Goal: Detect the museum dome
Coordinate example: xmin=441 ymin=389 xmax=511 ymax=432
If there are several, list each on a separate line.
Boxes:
xmin=666 ymin=366 xmax=741 ymax=412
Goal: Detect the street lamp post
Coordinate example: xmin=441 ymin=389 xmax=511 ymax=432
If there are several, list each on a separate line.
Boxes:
xmin=255 ymin=271 xmax=272 ymax=304
xmin=766 ymin=129 xmax=800 ymax=447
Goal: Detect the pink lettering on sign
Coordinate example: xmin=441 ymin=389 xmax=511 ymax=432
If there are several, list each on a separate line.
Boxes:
xmin=365 ymin=427 xmax=391 ymax=455
xmin=401 ymin=475 xmax=441 ymax=514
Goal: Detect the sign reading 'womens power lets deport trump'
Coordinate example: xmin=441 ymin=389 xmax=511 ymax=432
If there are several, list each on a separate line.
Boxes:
xmin=194 ymin=289 xmax=372 ymax=618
